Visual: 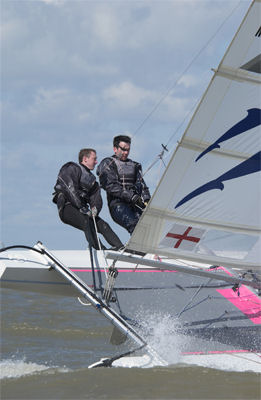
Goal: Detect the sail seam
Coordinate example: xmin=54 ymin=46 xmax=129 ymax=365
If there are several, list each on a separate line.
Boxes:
xmin=214 ymin=65 xmax=261 ymax=84
xmin=179 ymin=139 xmax=251 ymax=160
xmin=146 ymin=208 xmax=261 ymax=234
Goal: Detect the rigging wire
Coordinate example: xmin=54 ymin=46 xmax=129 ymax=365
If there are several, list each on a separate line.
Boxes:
xmin=141 ymin=94 xmax=201 ymax=178
xmin=0 ymin=245 xmax=43 ymax=255
xmin=92 ymin=214 xmax=109 ymax=278
xmin=133 ymin=0 xmax=242 ymax=173
xmin=132 ymin=0 xmax=242 ymax=139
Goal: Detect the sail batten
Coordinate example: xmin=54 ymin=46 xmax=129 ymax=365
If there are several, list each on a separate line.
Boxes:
xmin=180 ymin=139 xmax=254 ymax=160
xmin=128 ymin=0 xmax=261 ymax=269
xmin=145 ymin=208 xmax=261 ymax=234
xmin=215 ymin=65 xmax=261 ymax=84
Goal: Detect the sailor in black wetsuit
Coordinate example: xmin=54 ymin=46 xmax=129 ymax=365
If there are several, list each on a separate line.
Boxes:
xmin=53 ymin=148 xmax=123 ymax=250
xmin=97 ymin=135 xmax=151 ymax=234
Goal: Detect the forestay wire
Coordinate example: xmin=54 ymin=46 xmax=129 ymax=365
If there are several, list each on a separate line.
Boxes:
xmin=133 ymin=1 xmax=242 ymax=177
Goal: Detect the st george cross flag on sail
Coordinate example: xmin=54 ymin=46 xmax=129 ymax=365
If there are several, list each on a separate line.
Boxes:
xmin=127 ymin=0 xmax=261 ymax=270
xmin=159 ymin=224 xmax=205 ymax=251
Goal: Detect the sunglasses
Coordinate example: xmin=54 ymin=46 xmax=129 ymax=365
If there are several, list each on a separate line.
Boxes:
xmin=118 ymin=145 xmax=130 ymax=152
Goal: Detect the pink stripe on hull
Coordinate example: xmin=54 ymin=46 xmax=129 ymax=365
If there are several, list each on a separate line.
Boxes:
xmin=216 ymin=286 xmax=261 ymax=324
xmin=214 ymin=266 xmax=261 ymax=324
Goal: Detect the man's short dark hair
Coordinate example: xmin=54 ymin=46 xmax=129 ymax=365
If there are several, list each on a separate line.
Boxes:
xmin=78 ymin=148 xmax=96 ymax=163
xmin=113 ymin=135 xmax=131 ymax=148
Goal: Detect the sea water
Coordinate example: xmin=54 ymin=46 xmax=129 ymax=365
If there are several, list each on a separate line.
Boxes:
xmin=1 ymin=288 xmax=260 ymax=400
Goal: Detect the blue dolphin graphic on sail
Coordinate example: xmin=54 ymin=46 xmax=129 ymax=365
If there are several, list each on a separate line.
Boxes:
xmin=195 ymin=108 xmax=261 ymax=162
xmin=175 ymin=151 xmax=261 ymax=209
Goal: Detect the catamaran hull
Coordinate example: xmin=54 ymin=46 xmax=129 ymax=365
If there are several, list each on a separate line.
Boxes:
xmin=1 ymin=247 xmax=260 ymax=370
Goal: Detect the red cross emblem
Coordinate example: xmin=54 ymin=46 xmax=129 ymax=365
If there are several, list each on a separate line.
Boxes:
xmin=166 ymin=226 xmax=201 ymax=248
xmin=160 ymin=224 xmax=205 ymax=251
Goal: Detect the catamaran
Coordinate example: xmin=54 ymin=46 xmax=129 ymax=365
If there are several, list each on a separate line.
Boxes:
xmin=1 ymin=0 xmax=260 ymax=370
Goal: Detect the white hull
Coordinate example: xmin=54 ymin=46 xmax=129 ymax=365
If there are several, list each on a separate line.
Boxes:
xmin=112 ymin=352 xmax=261 ymax=373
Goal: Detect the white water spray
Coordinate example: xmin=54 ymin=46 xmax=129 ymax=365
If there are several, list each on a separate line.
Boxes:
xmin=137 ymin=310 xmax=190 ymax=366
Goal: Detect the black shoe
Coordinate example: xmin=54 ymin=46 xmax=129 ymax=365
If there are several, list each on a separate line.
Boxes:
xmin=124 ymin=248 xmax=146 ymax=257
xmin=108 ymin=246 xmax=124 ymax=251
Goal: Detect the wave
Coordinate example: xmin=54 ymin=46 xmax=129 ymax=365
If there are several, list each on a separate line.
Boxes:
xmin=0 ymin=359 xmax=69 ymax=379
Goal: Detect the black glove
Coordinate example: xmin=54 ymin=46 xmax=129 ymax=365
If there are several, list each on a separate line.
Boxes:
xmin=79 ymin=206 xmax=90 ymax=215
xmin=131 ymin=194 xmax=146 ymax=209
xmin=88 ymin=206 xmax=98 ymax=217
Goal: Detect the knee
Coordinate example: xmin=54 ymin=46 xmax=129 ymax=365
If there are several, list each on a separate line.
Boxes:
xmin=111 ymin=204 xmax=138 ymax=232
xmin=126 ymin=220 xmax=137 ymax=234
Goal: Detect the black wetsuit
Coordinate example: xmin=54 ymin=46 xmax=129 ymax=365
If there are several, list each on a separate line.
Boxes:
xmin=53 ymin=162 xmax=123 ymax=249
xmin=97 ymin=156 xmax=151 ymax=233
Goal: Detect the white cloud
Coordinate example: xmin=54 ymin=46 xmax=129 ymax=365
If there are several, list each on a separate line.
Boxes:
xmin=1 ymin=18 xmax=29 ymax=47
xmin=91 ymin=5 xmax=121 ymax=48
xmin=70 ymin=54 xmax=118 ymax=76
xmin=102 ymin=80 xmax=193 ymax=123
xmin=178 ymin=74 xmax=198 ymax=88
xmin=15 ymin=87 xmax=73 ymax=124
xmin=33 ymin=87 xmax=69 ymax=107
xmin=103 ymin=81 xmax=152 ymax=109
xmin=40 ymin=0 xmax=65 ymax=5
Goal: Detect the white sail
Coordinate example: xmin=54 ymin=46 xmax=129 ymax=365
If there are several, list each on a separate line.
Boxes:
xmin=128 ymin=0 xmax=261 ymax=269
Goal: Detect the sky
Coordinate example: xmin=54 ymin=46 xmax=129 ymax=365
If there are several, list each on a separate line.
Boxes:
xmin=1 ymin=0 xmax=251 ymax=250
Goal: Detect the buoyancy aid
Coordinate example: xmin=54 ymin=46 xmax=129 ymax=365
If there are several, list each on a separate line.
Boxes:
xmin=97 ymin=156 xmax=151 ymax=208
xmin=112 ymin=157 xmax=137 ymax=190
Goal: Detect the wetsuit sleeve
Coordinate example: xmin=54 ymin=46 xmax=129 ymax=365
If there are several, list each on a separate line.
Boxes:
xmin=58 ymin=163 xmax=83 ymax=209
xmin=88 ymin=182 xmax=103 ymax=214
xmin=97 ymin=158 xmax=135 ymax=202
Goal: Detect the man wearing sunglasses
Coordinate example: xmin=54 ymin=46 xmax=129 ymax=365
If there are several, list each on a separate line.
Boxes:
xmin=97 ymin=135 xmax=151 ymax=234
